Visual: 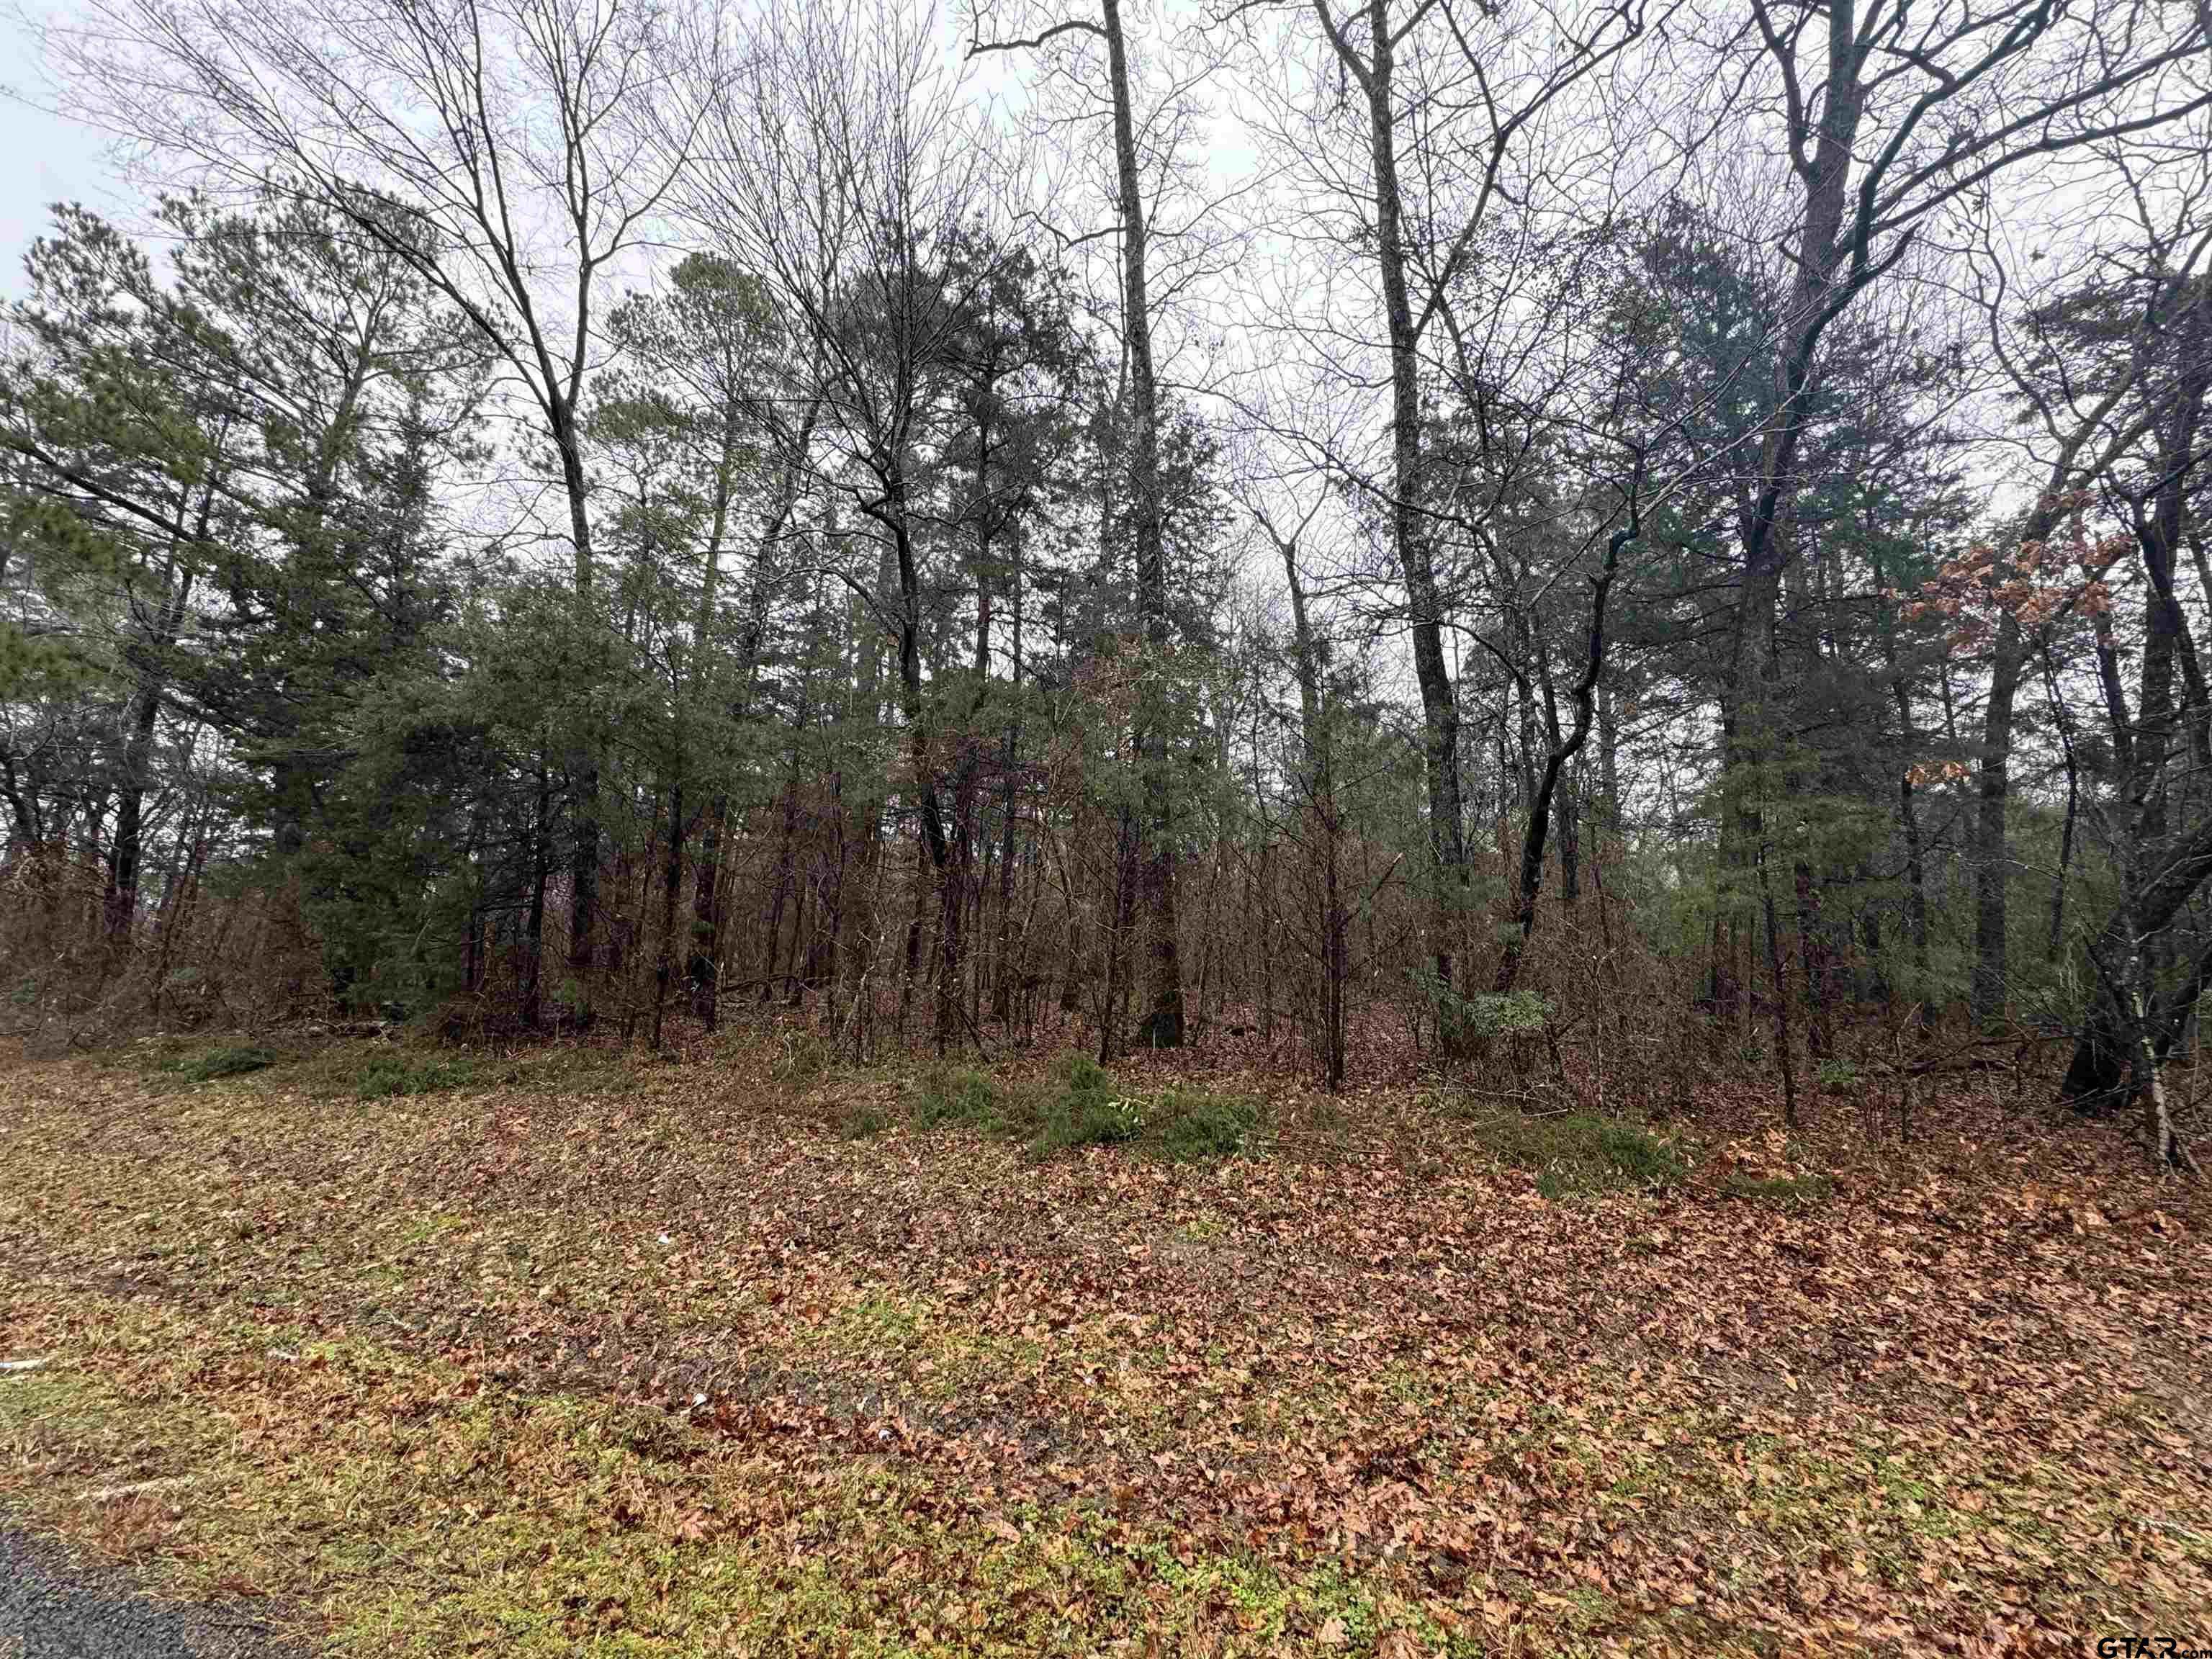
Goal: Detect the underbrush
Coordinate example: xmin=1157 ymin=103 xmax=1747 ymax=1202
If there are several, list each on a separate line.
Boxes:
xmin=169 ymin=1043 xmax=282 ymax=1083
xmin=903 ymin=1053 xmax=1263 ymax=1163
xmin=1457 ymin=1105 xmax=1690 ymax=1200
xmin=346 ymin=1051 xmax=484 ymax=1100
xmin=126 ymin=1033 xmax=642 ymax=1105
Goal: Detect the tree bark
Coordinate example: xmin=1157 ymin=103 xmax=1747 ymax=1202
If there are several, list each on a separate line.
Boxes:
xmin=1100 ymin=0 xmax=1183 ymax=1048
xmin=1319 ymin=0 xmax=1469 ymax=1002
xmin=1493 ymin=497 xmax=1637 ymax=997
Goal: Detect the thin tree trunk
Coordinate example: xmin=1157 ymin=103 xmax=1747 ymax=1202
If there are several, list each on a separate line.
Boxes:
xmin=524 ymin=765 xmax=550 ymax=1030
xmin=1493 ymin=501 xmax=1637 ymax=996
xmin=652 ymin=778 xmax=683 ymax=1051
xmin=1972 ymin=609 xmax=2024 ymax=1027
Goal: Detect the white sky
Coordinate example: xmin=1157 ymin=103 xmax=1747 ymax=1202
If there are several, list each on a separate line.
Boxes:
xmin=3 ymin=7 xmax=143 ymax=302
xmin=0 ymin=9 xmax=131 ymax=300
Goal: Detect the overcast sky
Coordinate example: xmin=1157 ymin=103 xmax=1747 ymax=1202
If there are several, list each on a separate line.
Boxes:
xmin=1 ymin=8 xmax=133 ymax=302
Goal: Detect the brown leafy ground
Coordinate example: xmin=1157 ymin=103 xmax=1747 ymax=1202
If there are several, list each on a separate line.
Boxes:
xmin=1 ymin=1026 xmax=2208 ymax=1658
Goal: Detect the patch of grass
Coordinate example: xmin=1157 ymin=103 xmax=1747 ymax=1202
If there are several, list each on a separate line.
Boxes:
xmin=350 ymin=1051 xmax=482 ymax=1101
xmin=1036 ymin=1100 xmax=1142 ymax=1155
xmin=1597 ymin=1119 xmax=1686 ymax=1187
xmin=1474 ymin=1110 xmax=1689 ymax=1199
xmin=1724 ymin=1171 xmax=1835 ymax=1208
xmin=175 ymin=1044 xmax=281 ymax=1083
xmin=1022 ymin=1058 xmax=1261 ymax=1163
xmin=1149 ymin=1087 xmax=1261 ymax=1163
xmin=1030 ymin=1053 xmax=1138 ymax=1154
xmin=914 ymin=1066 xmax=1010 ymax=1132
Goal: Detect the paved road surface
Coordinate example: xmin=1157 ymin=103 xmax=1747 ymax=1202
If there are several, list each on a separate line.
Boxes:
xmin=0 ymin=1529 xmax=304 ymax=1658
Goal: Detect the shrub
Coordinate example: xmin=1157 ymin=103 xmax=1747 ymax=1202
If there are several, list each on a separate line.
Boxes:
xmin=351 ymin=1053 xmax=478 ymax=1101
xmin=1413 ymin=970 xmax=1550 ymax=1052
xmin=915 ymin=1067 xmax=1002 ymax=1131
xmin=1151 ymin=1089 xmax=1261 ymax=1162
xmin=178 ymin=1045 xmax=279 ymax=1083
xmin=1470 ymin=1110 xmax=1687 ymax=1199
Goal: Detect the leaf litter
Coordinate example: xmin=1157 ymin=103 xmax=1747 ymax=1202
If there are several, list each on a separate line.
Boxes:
xmin=1 ymin=1034 xmax=2207 ymax=1655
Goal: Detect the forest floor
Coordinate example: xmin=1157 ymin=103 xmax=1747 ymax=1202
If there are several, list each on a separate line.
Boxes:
xmin=1 ymin=1022 xmax=2208 ymax=1658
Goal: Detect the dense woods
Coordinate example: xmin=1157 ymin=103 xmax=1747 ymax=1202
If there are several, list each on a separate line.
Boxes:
xmin=4 ymin=0 xmax=2211 ymax=1164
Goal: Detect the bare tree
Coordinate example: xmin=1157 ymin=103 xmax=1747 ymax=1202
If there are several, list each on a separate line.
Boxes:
xmin=1715 ymin=0 xmax=2211 ymax=847
xmin=1224 ymin=0 xmax=1653 ymax=1037
xmin=667 ymin=0 xmax=1017 ymax=1053
xmin=1958 ymin=163 xmax=2177 ymax=1028
xmin=44 ymin=0 xmax=708 ymax=984
xmin=969 ymin=0 xmax=1198 ymax=1048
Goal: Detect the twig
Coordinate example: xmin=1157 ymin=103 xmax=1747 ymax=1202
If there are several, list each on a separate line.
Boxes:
xmin=77 ymin=1475 xmax=197 ymax=1503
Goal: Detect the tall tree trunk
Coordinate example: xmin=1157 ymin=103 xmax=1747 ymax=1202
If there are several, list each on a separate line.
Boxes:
xmin=1869 ymin=547 xmax=1930 ymax=1016
xmin=547 ymin=404 xmax=603 ymax=989
xmin=763 ymin=767 xmax=800 ymax=1005
xmin=463 ymin=806 xmax=487 ymax=997
xmin=107 ymin=516 xmax=204 ymax=968
xmin=104 ymin=670 xmax=163 ymax=961
xmin=2049 ymin=711 xmax=2077 ymax=961
xmin=1100 ymin=0 xmax=1183 ymax=1048
xmin=1723 ymin=4 xmax=1870 ymax=1016
xmin=1558 ymin=765 xmax=1581 ymax=908
xmin=1972 ymin=486 xmax=2099 ymax=1027
xmin=1316 ymin=0 xmax=1467 ymax=1004
xmin=872 ymin=446 xmax=961 ymax=1043
xmin=992 ymin=549 xmax=1025 ymax=1023
xmin=1493 ymin=503 xmax=1637 ymax=997
xmin=1101 ymin=801 xmax=1139 ymax=1059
